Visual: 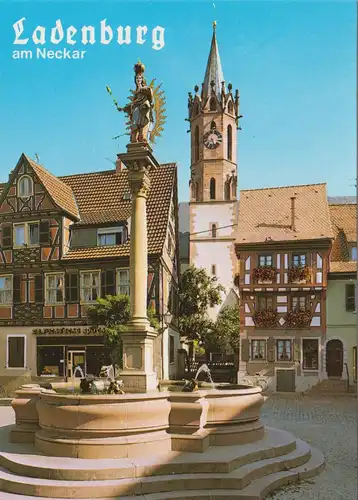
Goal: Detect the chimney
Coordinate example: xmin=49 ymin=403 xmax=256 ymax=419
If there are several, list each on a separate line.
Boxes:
xmin=116 ymin=155 xmax=123 ymax=174
xmin=290 ymin=197 xmax=296 ymax=232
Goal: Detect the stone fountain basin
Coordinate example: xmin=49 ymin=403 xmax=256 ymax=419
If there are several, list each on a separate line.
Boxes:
xmin=11 ymin=384 xmax=266 ymax=458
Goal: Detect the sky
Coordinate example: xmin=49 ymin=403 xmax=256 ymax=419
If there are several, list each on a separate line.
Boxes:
xmin=0 ymin=1 xmax=356 ymax=202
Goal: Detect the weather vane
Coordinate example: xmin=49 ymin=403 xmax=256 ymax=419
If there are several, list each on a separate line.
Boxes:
xmin=106 ymin=61 xmax=166 ymax=145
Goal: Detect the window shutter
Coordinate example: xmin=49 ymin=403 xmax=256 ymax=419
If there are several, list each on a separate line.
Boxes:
xmin=65 ymin=273 xmax=79 ymax=303
xmin=13 ymin=275 xmax=21 ymax=303
xmin=241 ymin=339 xmax=250 ymax=362
xmin=2 ymin=225 xmax=12 ymax=248
xmin=115 ymin=232 xmax=123 ymax=245
xmin=294 ymin=342 xmax=300 ymax=363
xmin=267 ymin=337 xmax=275 ymax=362
xmin=101 ymin=270 xmax=115 ymax=297
xmin=39 ymin=220 xmax=50 ymax=245
xmin=346 ymin=284 xmax=355 ymax=311
xmin=34 ymin=275 xmax=43 ymax=303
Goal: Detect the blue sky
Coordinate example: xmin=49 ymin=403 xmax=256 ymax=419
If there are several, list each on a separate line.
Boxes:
xmin=0 ymin=1 xmax=356 ymax=201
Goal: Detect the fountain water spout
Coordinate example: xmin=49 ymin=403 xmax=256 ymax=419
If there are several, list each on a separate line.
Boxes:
xmin=194 ymin=363 xmax=215 ymax=389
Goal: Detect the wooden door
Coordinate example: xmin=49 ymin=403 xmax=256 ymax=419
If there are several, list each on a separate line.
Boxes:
xmin=276 ymin=369 xmax=296 ymax=392
xmin=326 ymin=340 xmax=343 ymax=378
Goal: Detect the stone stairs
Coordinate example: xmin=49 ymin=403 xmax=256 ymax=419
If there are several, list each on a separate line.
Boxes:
xmin=306 ymin=378 xmax=357 ymax=397
xmin=0 ymin=427 xmax=325 ymax=499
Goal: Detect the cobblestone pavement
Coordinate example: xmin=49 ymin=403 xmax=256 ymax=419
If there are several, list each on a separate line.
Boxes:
xmin=262 ymin=395 xmax=357 ymax=500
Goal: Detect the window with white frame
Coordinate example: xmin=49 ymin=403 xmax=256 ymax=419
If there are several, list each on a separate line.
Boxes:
xmin=80 ymin=271 xmax=100 ymax=303
xmin=14 ymin=222 xmax=39 ymax=247
xmin=18 ymin=176 xmax=33 ymax=198
xmin=259 ymin=255 xmax=272 ymax=267
xmin=0 ymin=276 xmax=13 ymax=304
xmin=292 ymin=296 xmax=307 ymax=311
xmin=45 ymin=274 xmax=64 ymax=305
xmin=276 ymin=339 xmax=292 ymax=361
xmin=251 ymin=340 xmax=266 ymax=360
xmin=351 ymin=245 xmax=357 ymax=261
xmin=292 ymin=254 xmax=306 ymax=267
xmin=97 ymin=227 xmax=125 ymax=246
xmin=7 ymin=335 xmax=26 ymax=368
xmin=117 ymin=269 xmax=130 ymax=295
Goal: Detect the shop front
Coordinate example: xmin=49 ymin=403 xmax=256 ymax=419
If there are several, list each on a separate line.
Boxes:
xmin=34 ymin=328 xmax=112 ymax=380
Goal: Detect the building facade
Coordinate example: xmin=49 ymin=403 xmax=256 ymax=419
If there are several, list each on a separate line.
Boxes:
xmin=326 ymin=202 xmax=357 ymax=382
xmin=0 ymin=153 xmax=180 ymax=393
xmin=188 ymin=23 xmax=240 ymax=320
xmin=236 ymin=183 xmax=334 ymax=392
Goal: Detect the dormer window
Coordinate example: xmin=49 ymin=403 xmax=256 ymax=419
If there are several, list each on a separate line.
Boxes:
xmin=97 ymin=226 xmax=125 ymax=246
xmin=18 ymin=176 xmax=33 ymax=197
xmin=350 ymin=245 xmax=357 ymax=261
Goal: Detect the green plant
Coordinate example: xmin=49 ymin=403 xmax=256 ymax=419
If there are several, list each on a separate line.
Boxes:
xmin=286 ymin=309 xmax=312 ymax=328
xmin=288 ymin=265 xmax=310 ymax=283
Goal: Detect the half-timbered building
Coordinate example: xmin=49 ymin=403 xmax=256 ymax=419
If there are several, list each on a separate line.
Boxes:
xmin=235 ymin=183 xmax=334 ymax=392
xmin=0 ymin=153 xmax=180 ymax=392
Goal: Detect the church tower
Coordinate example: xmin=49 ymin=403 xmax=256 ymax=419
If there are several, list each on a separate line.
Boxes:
xmin=188 ymin=22 xmax=241 ymax=319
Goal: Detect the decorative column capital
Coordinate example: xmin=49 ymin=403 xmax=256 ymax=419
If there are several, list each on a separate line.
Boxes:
xmin=128 ymin=168 xmax=151 ymax=199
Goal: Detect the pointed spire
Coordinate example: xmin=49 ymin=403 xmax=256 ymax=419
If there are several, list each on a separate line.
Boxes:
xmin=202 ymin=21 xmax=225 ymax=101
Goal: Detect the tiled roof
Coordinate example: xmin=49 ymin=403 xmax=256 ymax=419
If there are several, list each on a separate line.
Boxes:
xmin=25 ymin=156 xmax=80 ymax=220
xmin=236 ymin=183 xmax=334 ymax=245
xmin=61 ymin=163 xmax=176 ymax=260
xmin=329 ymin=203 xmax=357 ymax=273
xmin=330 ymin=261 xmax=357 ymax=273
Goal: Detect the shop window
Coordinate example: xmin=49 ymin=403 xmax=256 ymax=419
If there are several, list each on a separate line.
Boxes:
xmin=302 ymin=339 xmax=319 ymax=370
xmin=0 ymin=275 xmax=13 ymax=304
xmin=7 ymin=335 xmax=25 ymax=368
xmin=37 ymin=345 xmax=64 ymax=377
xmin=276 ymin=339 xmax=292 ymax=361
xmin=117 ymin=268 xmax=130 ymax=295
xmin=80 ymin=271 xmax=100 ymax=303
xmin=251 ymin=340 xmax=266 ymax=360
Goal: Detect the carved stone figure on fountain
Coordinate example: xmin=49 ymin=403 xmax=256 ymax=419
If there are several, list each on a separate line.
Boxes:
xmin=106 ymin=60 xmax=166 ymax=146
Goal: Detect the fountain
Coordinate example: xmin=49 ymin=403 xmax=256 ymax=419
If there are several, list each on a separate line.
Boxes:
xmin=4 ymin=61 xmax=324 ymax=499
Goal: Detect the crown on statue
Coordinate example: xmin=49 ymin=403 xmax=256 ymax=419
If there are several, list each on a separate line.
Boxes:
xmin=134 ymin=61 xmax=146 ymax=75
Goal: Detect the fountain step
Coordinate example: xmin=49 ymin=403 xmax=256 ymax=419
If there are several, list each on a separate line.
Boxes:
xmin=0 ymin=447 xmax=325 ymax=500
xmin=0 ymin=428 xmax=296 ymax=480
xmin=0 ymin=439 xmax=315 ymax=498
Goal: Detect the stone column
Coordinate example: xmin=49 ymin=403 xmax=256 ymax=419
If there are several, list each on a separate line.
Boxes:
xmin=118 ymin=142 xmax=160 ymax=392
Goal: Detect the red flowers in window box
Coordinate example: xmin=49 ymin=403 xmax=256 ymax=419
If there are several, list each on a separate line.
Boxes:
xmin=288 ymin=265 xmax=311 ymax=283
xmin=286 ymin=310 xmax=312 ymax=328
xmin=254 ymin=308 xmax=278 ymax=328
xmin=252 ymin=266 xmax=277 ymax=283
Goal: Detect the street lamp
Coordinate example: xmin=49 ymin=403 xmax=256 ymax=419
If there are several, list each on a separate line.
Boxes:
xmin=163 ymin=310 xmax=173 ymax=328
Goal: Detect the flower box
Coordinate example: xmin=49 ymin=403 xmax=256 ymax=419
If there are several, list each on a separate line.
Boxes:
xmin=252 ymin=266 xmax=276 ymax=283
xmin=253 ymin=308 xmax=278 ymax=328
xmin=285 ymin=310 xmax=312 ymax=328
xmin=288 ymin=265 xmax=310 ymax=283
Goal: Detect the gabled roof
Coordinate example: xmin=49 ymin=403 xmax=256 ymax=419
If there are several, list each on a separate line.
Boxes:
xmin=1 ymin=155 xmax=80 ymax=220
xmin=202 ymin=22 xmax=225 ymax=101
xmin=61 ymin=163 xmax=176 ymax=260
xmin=236 ymin=183 xmax=334 ymax=245
xmin=329 ymin=203 xmax=357 ymax=274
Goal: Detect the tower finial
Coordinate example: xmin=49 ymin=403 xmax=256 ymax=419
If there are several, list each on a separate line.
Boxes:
xmin=213 ymin=20 xmax=217 ymax=32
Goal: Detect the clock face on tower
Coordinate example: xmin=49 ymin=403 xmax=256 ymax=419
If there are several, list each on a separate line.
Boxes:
xmin=203 ymin=129 xmax=223 ymax=149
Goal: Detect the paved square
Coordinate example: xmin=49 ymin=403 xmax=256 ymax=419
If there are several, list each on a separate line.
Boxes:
xmin=262 ymin=395 xmax=357 ymax=500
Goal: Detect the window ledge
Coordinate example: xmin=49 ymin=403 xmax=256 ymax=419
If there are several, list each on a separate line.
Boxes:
xmin=5 ymin=367 xmax=26 ymax=370
xmin=45 ymin=303 xmax=65 ymax=307
xmin=0 ymin=304 xmax=13 ymax=307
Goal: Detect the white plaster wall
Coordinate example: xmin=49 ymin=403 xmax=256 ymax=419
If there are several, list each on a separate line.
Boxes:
xmin=162 ymin=326 xmax=181 ymax=380
xmin=191 ymin=202 xmax=236 ymax=237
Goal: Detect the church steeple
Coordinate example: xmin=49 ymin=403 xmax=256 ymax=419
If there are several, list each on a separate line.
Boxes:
xmin=202 ymin=21 xmax=225 ymax=101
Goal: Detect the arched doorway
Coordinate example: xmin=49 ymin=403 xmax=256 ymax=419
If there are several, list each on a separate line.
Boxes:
xmin=326 ymin=339 xmax=343 ymax=378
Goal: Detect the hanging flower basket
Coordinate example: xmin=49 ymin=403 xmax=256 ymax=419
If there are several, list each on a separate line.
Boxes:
xmin=253 ymin=308 xmax=278 ymax=328
xmin=288 ymin=265 xmax=310 ymax=283
xmin=252 ymin=266 xmax=277 ymax=283
xmin=286 ymin=310 xmax=312 ymax=328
